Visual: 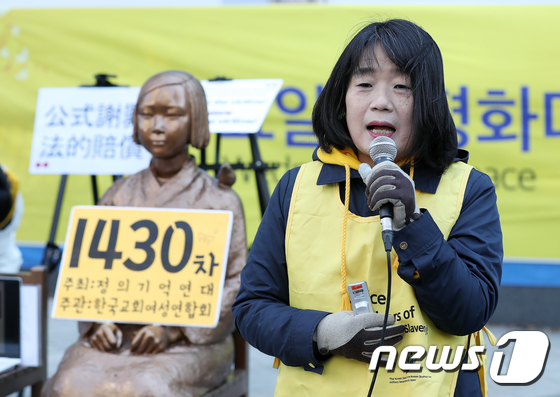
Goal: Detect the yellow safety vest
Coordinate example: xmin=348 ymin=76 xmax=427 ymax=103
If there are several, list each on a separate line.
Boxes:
xmin=276 ymin=160 xmax=491 ymax=397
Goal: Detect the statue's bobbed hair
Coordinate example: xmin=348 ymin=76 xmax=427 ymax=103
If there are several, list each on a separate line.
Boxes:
xmin=133 ymin=70 xmax=210 ymax=150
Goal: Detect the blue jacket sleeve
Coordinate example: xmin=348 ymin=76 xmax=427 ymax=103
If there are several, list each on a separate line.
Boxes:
xmin=232 ymin=169 xmax=330 ymax=373
xmin=394 ymin=169 xmax=503 ymax=335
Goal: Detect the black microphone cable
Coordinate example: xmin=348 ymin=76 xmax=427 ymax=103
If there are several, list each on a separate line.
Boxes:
xmin=364 ymin=136 xmax=397 ymax=396
xmin=367 ymin=248 xmax=392 ymax=397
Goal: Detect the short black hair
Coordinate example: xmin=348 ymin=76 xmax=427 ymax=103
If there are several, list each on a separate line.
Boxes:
xmin=312 ymin=19 xmax=458 ymax=174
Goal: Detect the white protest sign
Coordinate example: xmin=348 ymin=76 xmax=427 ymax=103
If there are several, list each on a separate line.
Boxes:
xmin=29 ymin=87 xmax=149 ymax=175
xmin=30 ymin=79 xmax=283 ymax=175
xmin=201 ymin=79 xmax=283 ymax=134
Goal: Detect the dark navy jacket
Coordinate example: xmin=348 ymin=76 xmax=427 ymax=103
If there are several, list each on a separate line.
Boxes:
xmin=233 ymin=149 xmax=503 ymax=396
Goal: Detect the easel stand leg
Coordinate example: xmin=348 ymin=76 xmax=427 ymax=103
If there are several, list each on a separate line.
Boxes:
xmin=91 ymin=175 xmax=99 ymax=204
xmin=249 ymin=134 xmax=270 ymax=216
xmin=42 ymin=175 xmax=66 ymax=271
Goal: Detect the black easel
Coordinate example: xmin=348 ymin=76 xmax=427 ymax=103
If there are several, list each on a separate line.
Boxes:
xmin=200 ymin=77 xmax=278 ymax=216
xmin=41 ymin=74 xmax=121 ymax=271
xmin=199 ymin=132 xmax=277 ymax=217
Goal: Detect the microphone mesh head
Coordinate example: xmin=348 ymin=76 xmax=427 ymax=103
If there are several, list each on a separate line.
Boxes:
xmin=368 ymin=136 xmax=397 ymax=163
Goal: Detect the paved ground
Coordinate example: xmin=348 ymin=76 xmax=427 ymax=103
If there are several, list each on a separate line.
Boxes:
xmin=7 ymin=301 xmax=560 ymax=396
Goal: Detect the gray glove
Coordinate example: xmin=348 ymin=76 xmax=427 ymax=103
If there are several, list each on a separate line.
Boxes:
xmin=314 ymin=311 xmax=405 ymax=363
xmin=358 ymin=162 xmax=421 ymax=231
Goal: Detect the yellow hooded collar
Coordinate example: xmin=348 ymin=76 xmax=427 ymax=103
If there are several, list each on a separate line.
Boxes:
xmin=316 ymin=147 xmax=362 ymax=171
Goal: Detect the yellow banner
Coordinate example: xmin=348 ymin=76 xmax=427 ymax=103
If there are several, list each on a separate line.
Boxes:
xmin=1 ymin=5 xmax=560 ymax=260
xmin=52 ymin=206 xmax=232 ymax=327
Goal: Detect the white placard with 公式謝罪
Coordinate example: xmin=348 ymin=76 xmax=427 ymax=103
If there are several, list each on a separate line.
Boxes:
xmin=29 ymin=86 xmax=149 ymax=175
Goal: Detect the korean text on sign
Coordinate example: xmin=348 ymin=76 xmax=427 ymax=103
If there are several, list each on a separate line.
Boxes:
xmin=52 ymin=206 xmax=233 ymax=328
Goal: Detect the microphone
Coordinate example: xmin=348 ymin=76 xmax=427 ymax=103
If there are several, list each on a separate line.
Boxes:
xmin=368 ymin=137 xmax=397 ymax=252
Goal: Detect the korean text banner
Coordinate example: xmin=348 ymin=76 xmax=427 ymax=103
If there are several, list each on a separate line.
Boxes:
xmin=1 ymin=5 xmax=559 ymax=262
xmin=52 ymin=206 xmax=232 ymax=327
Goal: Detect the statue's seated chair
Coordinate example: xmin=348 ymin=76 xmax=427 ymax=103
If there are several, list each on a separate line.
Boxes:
xmin=204 ymin=330 xmax=248 ymax=397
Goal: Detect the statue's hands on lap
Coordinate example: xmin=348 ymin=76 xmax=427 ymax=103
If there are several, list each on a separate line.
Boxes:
xmin=88 ymin=323 xmax=123 ymax=352
xmin=130 ymin=325 xmax=183 ymax=354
